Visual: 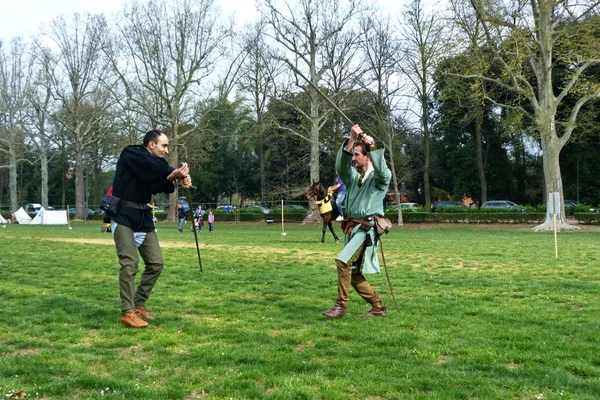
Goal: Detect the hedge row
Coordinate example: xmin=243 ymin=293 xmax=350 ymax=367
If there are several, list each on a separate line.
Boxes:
xmin=574 ymin=213 xmax=600 ymax=225
xmin=3 ymin=210 xmax=597 ymax=225
xmin=387 ymin=212 xmax=547 ymax=224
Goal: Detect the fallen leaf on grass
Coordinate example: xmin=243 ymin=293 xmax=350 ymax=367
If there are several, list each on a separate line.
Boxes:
xmin=6 ymin=390 xmax=27 ymax=398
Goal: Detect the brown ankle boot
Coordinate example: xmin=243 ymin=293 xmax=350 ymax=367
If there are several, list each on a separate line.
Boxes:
xmin=322 ymin=305 xmax=346 ymax=319
xmin=358 ymin=306 xmax=388 ymax=317
xmin=121 ymin=312 xmax=148 ymax=328
xmin=134 ymin=306 xmax=155 ymax=321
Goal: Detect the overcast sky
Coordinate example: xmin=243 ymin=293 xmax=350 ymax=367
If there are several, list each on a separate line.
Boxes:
xmin=0 ymin=0 xmax=261 ymax=42
xmin=0 ymin=0 xmax=405 ymax=43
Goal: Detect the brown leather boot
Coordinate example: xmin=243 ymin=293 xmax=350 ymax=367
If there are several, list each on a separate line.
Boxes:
xmin=121 ymin=312 xmax=148 ymax=328
xmin=322 ymin=305 xmax=346 ymax=319
xmin=134 ymin=306 xmax=155 ymax=321
xmin=358 ymin=307 xmax=388 ymax=317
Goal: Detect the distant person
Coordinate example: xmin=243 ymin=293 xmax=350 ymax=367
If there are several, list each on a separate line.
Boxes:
xmin=192 ymin=205 xmax=205 ymax=232
xmin=322 ymin=124 xmax=391 ymax=319
xmin=225 ymin=205 xmax=232 ymax=214
xmin=328 ymin=171 xmax=346 ymax=221
xmin=207 ymin=210 xmax=215 ymax=232
xmin=177 ymin=203 xmax=186 ymax=233
xmin=110 ymin=129 xmax=192 ymax=328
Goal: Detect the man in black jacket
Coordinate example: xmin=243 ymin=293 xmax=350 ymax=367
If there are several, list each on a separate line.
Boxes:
xmin=110 ymin=130 xmax=192 ymax=328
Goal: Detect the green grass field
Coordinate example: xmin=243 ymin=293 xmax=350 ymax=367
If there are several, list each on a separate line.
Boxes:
xmin=1 ymin=221 xmax=599 ymax=399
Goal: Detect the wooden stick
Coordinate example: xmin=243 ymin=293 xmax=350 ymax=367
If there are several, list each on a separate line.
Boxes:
xmin=553 ymin=213 xmax=558 ymax=259
xmin=281 ymin=199 xmax=285 ymax=235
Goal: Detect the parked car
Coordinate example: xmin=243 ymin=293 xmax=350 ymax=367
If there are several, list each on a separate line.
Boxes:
xmin=68 ymin=207 xmax=95 ymax=214
xmin=481 ymin=200 xmax=526 ymax=212
xmin=564 ymin=200 xmax=577 ymax=215
xmin=564 ymin=200 xmax=597 ymax=215
xmin=25 ymin=204 xmax=56 ymax=212
xmin=216 ymin=205 xmax=234 ymax=213
xmin=25 ymin=203 xmax=43 ymax=213
xmin=431 ymin=201 xmax=466 ymax=212
xmin=401 ymin=202 xmax=420 ymax=211
xmin=247 ymin=205 xmax=271 ymax=214
xmin=386 ymin=202 xmax=421 ymax=211
xmin=283 ymin=204 xmax=306 ymax=210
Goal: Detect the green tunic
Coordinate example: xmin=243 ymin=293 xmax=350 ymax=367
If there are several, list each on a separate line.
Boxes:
xmin=335 ymin=140 xmax=392 ymax=274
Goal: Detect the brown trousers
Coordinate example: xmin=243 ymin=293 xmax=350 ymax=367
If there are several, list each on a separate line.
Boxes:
xmin=113 ymin=224 xmax=164 ymax=314
xmin=335 ymin=259 xmax=383 ymax=308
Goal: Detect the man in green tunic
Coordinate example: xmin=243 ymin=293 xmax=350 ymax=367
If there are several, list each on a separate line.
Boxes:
xmin=322 ymin=124 xmax=392 ymax=318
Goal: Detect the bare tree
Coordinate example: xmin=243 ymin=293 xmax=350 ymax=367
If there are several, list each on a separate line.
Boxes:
xmin=399 ymin=0 xmax=453 ymax=212
xmin=449 ymin=0 xmax=490 ymax=205
xmin=0 ymin=38 xmax=32 ymax=212
xmin=461 ymin=0 xmax=600 ymax=230
xmin=238 ymin=19 xmax=283 ymax=204
xmin=34 ymin=13 xmax=113 ymax=220
xmin=360 ymin=14 xmax=407 ymax=224
xmin=110 ymin=0 xmax=231 ymax=220
xmin=25 ymin=49 xmax=56 ymax=210
xmin=322 ymin=21 xmax=363 ymax=155
xmin=261 ymin=0 xmax=363 ymax=190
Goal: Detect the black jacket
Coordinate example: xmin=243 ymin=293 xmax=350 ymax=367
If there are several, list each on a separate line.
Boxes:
xmin=111 ymin=145 xmax=175 ymax=232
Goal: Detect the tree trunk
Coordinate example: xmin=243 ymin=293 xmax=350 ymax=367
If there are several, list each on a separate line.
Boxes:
xmin=259 ymin=123 xmax=266 ymax=205
xmin=9 ymin=148 xmax=18 ymax=212
xmin=423 ymin=98 xmax=431 ymax=211
xmin=532 ymin=132 xmax=577 ymax=231
xmin=168 ymin=125 xmax=180 ymax=223
xmin=382 ymin=124 xmax=403 ymax=226
xmin=40 ymin=152 xmax=49 ymax=208
xmin=75 ymin=152 xmax=86 ymax=221
xmin=475 ymin=110 xmax=487 ymax=205
xmin=303 ymin=83 xmax=322 ymax=222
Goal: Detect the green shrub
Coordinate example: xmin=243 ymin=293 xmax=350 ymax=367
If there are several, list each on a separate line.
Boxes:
xmin=575 ymin=204 xmax=596 ymax=213
xmin=575 ymin=213 xmax=600 ymax=225
xmin=436 ymin=206 xmax=473 ymax=213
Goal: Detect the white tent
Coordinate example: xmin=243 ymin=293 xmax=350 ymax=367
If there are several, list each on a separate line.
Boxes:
xmin=30 ymin=207 xmax=68 ymax=225
xmin=13 ymin=207 xmax=32 ymax=224
xmin=0 ymin=214 xmax=6 ymax=224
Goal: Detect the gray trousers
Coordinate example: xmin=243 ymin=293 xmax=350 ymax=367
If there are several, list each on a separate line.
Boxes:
xmin=113 ymin=224 xmax=164 ymax=314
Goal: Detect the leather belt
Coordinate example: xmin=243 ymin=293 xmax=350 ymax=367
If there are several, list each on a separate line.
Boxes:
xmin=343 ymin=216 xmax=376 ymax=241
xmin=120 ymin=200 xmax=151 ymax=210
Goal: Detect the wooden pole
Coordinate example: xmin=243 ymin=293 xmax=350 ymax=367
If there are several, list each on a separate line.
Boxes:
xmin=281 ymin=199 xmax=286 ymax=236
xmin=553 ymin=213 xmax=558 ymax=259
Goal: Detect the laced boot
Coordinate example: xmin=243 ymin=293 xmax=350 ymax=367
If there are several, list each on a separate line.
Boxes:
xmin=322 ymin=305 xmax=346 ymax=319
xmin=121 ymin=312 xmax=148 ymax=328
xmin=358 ymin=307 xmax=388 ymax=317
xmin=134 ymin=305 xmax=155 ymax=321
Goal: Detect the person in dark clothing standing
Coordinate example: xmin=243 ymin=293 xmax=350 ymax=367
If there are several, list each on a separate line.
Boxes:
xmin=110 ymin=130 xmax=192 ymax=328
xmin=177 ymin=203 xmax=186 ymax=233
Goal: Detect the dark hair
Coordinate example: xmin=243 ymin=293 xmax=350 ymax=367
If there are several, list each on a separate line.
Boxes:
xmin=355 ymin=142 xmax=368 ymax=156
xmin=143 ymin=130 xmax=164 ymax=147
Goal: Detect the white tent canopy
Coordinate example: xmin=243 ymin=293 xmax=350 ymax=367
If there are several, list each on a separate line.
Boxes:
xmin=0 ymin=214 xmax=6 ymax=224
xmin=30 ymin=207 xmax=68 ymax=225
xmin=13 ymin=207 xmax=32 ymax=224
